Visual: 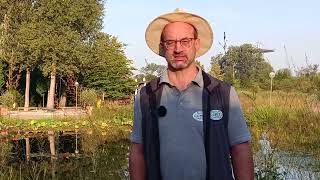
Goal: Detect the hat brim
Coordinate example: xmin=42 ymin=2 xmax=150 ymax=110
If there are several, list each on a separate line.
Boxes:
xmin=145 ymin=11 xmax=214 ymax=57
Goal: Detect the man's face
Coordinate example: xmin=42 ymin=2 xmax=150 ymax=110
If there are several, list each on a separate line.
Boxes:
xmin=161 ymin=22 xmax=200 ymax=70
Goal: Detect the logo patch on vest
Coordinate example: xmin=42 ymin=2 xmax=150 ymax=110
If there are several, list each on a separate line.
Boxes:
xmin=210 ymin=110 xmax=223 ymax=120
xmin=192 ymin=111 xmax=203 ymax=121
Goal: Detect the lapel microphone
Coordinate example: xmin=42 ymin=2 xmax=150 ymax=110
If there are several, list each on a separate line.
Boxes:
xmin=157 ymin=106 xmax=167 ymax=117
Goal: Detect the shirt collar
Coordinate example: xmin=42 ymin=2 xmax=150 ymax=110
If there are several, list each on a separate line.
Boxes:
xmin=192 ymin=68 xmax=204 ymax=88
xmin=159 ymin=67 xmax=204 ymax=88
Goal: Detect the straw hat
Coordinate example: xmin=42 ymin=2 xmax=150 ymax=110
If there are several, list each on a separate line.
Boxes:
xmin=145 ymin=8 xmax=214 ymax=57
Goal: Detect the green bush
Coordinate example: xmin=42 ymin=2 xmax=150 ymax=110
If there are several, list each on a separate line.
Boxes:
xmin=245 ymin=106 xmax=282 ymax=126
xmin=80 ymin=89 xmax=98 ymax=107
xmin=0 ymin=90 xmax=23 ymax=109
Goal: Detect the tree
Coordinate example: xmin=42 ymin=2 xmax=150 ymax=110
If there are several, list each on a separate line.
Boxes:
xmin=16 ymin=1 xmax=38 ymax=111
xmin=0 ymin=0 xmax=33 ymax=91
xmin=0 ymin=62 xmax=5 ymax=92
xmin=295 ymin=64 xmax=319 ymax=93
xmin=209 ymin=54 xmax=224 ymax=80
xmin=35 ymin=77 xmax=48 ymax=107
xmin=82 ymin=32 xmax=135 ymax=99
xmin=273 ymin=68 xmax=295 ymax=92
xmin=214 ymin=43 xmax=273 ymax=88
xmin=196 ymin=60 xmax=205 ymax=70
xmin=274 ymin=68 xmax=292 ymax=81
xmin=138 ymin=63 xmax=166 ymax=81
xmin=26 ymin=0 xmax=103 ymax=109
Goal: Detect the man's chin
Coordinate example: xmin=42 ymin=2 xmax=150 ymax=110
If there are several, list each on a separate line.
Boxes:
xmin=169 ymin=63 xmax=188 ymax=70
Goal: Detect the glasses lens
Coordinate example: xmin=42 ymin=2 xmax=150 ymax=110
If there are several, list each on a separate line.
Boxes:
xmin=163 ymin=38 xmax=194 ymax=50
xmin=165 ymin=40 xmax=175 ymax=49
xmin=180 ymin=39 xmax=192 ymax=47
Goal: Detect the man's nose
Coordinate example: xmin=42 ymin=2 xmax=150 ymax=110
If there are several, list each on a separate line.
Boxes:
xmin=174 ymin=41 xmax=183 ymax=53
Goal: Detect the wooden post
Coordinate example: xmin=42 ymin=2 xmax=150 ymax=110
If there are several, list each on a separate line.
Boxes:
xmin=25 ymin=138 xmax=30 ymax=161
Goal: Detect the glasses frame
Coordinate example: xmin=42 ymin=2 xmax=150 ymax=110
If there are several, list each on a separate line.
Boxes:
xmin=161 ymin=38 xmax=196 ymax=50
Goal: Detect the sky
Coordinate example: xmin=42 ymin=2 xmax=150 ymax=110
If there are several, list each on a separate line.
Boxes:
xmin=102 ymin=0 xmax=320 ymax=72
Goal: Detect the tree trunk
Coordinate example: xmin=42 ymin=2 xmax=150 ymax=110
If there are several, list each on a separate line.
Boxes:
xmin=59 ymin=92 xmax=67 ymax=107
xmin=48 ymin=131 xmax=56 ymax=160
xmin=24 ymin=68 xmax=30 ymax=111
xmin=47 ymin=72 xmax=56 ymax=110
xmin=42 ymin=95 xmax=45 ymax=107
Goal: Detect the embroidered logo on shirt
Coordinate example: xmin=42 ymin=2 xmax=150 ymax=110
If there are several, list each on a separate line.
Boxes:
xmin=192 ymin=111 xmax=203 ymax=121
xmin=210 ymin=110 xmax=223 ymax=120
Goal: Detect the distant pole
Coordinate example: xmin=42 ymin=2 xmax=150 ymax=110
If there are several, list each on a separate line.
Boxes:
xmin=269 ymin=72 xmax=275 ymax=105
xmin=75 ymin=82 xmax=79 ymax=110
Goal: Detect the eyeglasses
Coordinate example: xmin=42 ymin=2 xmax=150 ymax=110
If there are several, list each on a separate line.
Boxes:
xmin=161 ymin=38 xmax=196 ymax=50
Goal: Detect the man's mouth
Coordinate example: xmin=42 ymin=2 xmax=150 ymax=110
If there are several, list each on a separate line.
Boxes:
xmin=173 ymin=56 xmax=186 ymax=61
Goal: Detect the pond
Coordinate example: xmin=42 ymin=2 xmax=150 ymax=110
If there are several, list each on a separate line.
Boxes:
xmin=254 ymin=150 xmax=320 ymax=179
xmin=1 ymin=130 xmax=319 ymax=180
xmin=0 ymin=130 xmax=130 ymax=180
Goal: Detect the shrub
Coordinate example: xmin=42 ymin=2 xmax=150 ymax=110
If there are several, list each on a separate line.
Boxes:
xmin=0 ymin=90 xmax=23 ymax=109
xmin=80 ymin=89 xmax=98 ymax=107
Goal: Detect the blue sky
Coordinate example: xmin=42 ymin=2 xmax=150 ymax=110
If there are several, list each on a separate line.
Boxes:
xmin=102 ymin=0 xmax=319 ymax=72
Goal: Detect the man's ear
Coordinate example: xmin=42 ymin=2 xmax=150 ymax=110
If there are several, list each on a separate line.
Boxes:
xmin=194 ymin=38 xmax=200 ymax=51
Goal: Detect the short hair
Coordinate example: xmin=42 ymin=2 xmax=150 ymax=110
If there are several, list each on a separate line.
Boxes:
xmin=160 ymin=22 xmax=198 ymax=42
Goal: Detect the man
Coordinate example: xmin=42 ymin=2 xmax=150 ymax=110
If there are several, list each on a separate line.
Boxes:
xmin=130 ymin=8 xmax=254 ymax=180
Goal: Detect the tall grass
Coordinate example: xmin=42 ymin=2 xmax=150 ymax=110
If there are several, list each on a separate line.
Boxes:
xmin=239 ymin=90 xmax=320 ymax=157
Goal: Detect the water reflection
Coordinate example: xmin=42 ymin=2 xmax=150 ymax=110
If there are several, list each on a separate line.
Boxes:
xmin=0 ymin=130 xmax=130 ymax=179
xmin=255 ymin=132 xmax=320 ymax=180
xmin=1 ymin=130 xmax=319 ymax=180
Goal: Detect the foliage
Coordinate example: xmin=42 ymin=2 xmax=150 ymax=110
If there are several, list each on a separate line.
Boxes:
xmin=240 ymin=91 xmax=320 ymax=156
xmin=212 ymin=44 xmax=273 ymax=88
xmin=35 ymin=78 xmax=48 ymax=97
xmin=79 ymin=89 xmax=98 ymax=107
xmin=209 ymin=54 xmax=224 ymax=80
xmin=0 ymin=105 xmax=133 ymax=132
xmin=21 ymin=0 xmax=101 ymax=77
xmin=241 ymin=82 xmax=260 ymax=108
xmin=139 ymin=62 xmax=166 ymax=81
xmin=134 ymin=62 xmax=166 ymax=82
xmin=274 ymin=68 xmax=292 ymax=81
xmin=0 ymin=0 xmax=33 ymax=90
xmin=274 ymin=78 xmax=295 ymax=92
xmin=295 ymin=64 xmax=319 ymax=94
xmin=0 ymin=62 xmax=5 ymax=92
xmin=195 ymin=60 xmax=204 ymax=70
xmin=82 ymin=32 xmax=135 ymax=99
xmin=0 ymin=90 xmax=23 ymax=109
xmin=255 ymin=152 xmax=286 ymax=180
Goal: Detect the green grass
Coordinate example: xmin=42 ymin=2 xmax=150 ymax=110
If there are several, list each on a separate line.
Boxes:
xmin=239 ymin=90 xmax=320 ymax=157
xmin=0 ymin=105 xmax=133 ymax=139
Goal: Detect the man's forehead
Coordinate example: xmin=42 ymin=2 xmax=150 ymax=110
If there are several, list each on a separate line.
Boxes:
xmin=162 ymin=22 xmax=196 ymax=39
xmin=163 ymin=22 xmax=195 ymax=32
